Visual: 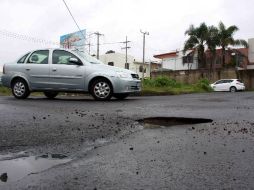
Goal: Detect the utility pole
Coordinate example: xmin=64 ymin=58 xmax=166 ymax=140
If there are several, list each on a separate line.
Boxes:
xmin=120 ymin=36 xmax=131 ymax=69
xmin=94 ymin=32 xmax=104 ymax=59
xmin=87 ymin=40 xmax=91 ymax=55
xmin=140 ymin=30 xmax=149 ymax=80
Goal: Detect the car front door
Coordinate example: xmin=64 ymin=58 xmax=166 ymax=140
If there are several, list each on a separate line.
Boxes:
xmin=50 ymin=50 xmax=85 ymax=90
xmin=214 ymin=80 xmax=224 ymax=91
xmin=223 ymin=80 xmax=232 ymax=91
xmin=24 ymin=50 xmax=50 ymax=89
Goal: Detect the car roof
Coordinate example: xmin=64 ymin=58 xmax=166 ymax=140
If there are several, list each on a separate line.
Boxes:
xmin=218 ymin=79 xmax=238 ymax=80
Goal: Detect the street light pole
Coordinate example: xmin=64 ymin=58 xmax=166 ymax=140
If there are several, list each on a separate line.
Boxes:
xmin=140 ymin=30 xmax=149 ymax=80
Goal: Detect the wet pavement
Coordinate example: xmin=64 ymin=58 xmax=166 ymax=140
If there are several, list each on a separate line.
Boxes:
xmin=0 ymin=92 xmax=254 ymax=189
xmin=0 ymin=153 xmax=71 ymax=184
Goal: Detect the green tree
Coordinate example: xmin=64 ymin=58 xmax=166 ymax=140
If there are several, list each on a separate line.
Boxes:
xmin=206 ymin=26 xmax=219 ymax=77
xmin=184 ymin=23 xmax=218 ymax=68
xmin=217 ymin=21 xmax=248 ymax=67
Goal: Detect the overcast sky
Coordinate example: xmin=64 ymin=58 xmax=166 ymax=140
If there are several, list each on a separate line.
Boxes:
xmin=0 ymin=0 xmax=254 ymax=65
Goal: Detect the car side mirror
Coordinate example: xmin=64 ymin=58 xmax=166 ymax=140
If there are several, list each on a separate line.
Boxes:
xmin=69 ymin=57 xmax=82 ymax=65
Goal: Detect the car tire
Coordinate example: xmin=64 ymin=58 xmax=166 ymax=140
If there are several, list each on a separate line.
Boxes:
xmin=44 ymin=91 xmax=58 ymax=99
xmin=11 ymin=79 xmax=30 ymax=99
xmin=91 ymin=79 xmax=113 ymax=101
xmin=113 ymin=93 xmax=129 ymax=100
xmin=230 ymin=86 xmax=237 ymax=92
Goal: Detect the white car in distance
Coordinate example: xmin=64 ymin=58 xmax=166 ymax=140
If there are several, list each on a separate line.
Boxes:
xmin=210 ymin=79 xmax=245 ymax=92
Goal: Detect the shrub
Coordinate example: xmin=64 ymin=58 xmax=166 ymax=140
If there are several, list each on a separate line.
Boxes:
xmin=195 ymin=78 xmax=212 ymax=91
xmin=154 ymin=76 xmax=177 ymax=87
xmin=143 ymin=76 xmax=179 ymax=88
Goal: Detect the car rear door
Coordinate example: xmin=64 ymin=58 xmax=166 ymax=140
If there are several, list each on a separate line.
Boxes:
xmin=50 ymin=50 xmax=85 ymax=90
xmin=24 ymin=50 xmax=50 ymax=89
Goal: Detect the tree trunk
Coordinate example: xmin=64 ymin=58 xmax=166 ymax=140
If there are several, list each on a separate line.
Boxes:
xmin=222 ymin=47 xmax=226 ymax=68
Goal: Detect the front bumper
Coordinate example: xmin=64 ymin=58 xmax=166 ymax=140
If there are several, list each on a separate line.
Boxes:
xmin=113 ymin=78 xmax=141 ymax=93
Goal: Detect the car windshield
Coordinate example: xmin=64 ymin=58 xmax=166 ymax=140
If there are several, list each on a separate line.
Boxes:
xmin=72 ymin=50 xmax=103 ymax=64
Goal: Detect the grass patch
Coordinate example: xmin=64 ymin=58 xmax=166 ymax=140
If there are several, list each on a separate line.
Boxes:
xmin=0 ymin=85 xmax=11 ymax=96
xmin=141 ymin=76 xmax=213 ymax=95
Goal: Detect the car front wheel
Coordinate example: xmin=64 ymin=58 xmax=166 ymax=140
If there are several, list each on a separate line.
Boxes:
xmin=12 ymin=79 xmax=30 ymax=99
xmin=44 ymin=91 xmax=58 ymax=99
xmin=91 ymin=79 xmax=113 ymax=100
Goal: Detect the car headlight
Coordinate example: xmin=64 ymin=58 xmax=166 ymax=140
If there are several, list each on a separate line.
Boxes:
xmin=116 ymin=71 xmax=131 ymax=78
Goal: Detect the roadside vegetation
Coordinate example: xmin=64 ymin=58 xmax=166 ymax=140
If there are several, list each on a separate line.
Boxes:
xmin=0 ymin=84 xmax=11 ymax=96
xmin=0 ymin=78 xmax=212 ymax=97
xmin=142 ymin=76 xmax=213 ymax=95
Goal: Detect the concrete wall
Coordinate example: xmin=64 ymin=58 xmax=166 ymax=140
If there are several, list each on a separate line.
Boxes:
xmin=151 ymin=68 xmax=254 ymax=89
xmin=239 ymin=70 xmax=254 ymax=90
xmin=248 ymin=38 xmax=254 ymax=63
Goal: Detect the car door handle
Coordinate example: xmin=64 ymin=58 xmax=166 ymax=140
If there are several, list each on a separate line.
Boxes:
xmin=25 ymin=68 xmax=30 ymax=71
xmin=52 ymin=68 xmax=57 ymax=72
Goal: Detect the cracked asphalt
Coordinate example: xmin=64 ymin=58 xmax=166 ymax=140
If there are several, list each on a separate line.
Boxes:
xmin=0 ymin=92 xmax=254 ymax=189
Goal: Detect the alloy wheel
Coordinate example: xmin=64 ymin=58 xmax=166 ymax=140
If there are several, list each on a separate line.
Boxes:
xmin=94 ymin=82 xmax=111 ymax=99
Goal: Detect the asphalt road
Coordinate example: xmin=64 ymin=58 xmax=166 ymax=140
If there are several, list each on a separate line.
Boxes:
xmin=0 ymin=92 xmax=254 ymax=189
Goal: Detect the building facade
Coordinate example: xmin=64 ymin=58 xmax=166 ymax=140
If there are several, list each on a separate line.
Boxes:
xmin=99 ymin=51 xmax=157 ymax=78
xmin=153 ymin=50 xmax=198 ymax=71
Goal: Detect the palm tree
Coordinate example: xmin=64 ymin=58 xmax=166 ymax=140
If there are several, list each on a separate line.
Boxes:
xmin=217 ymin=21 xmax=248 ymax=67
xmin=184 ymin=23 xmax=219 ymax=69
xmin=184 ymin=23 xmax=209 ymax=68
xmin=206 ymin=26 xmax=219 ymax=78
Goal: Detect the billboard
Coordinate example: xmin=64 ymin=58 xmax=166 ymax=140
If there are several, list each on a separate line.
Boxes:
xmin=60 ymin=29 xmax=86 ymax=51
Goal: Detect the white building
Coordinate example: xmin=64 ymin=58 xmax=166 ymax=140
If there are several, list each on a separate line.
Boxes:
xmin=153 ymin=50 xmax=198 ymax=71
xmin=99 ymin=51 xmax=151 ymax=78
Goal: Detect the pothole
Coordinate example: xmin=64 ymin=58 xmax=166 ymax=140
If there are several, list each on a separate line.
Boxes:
xmin=0 ymin=153 xmax=71 ymax=184
xmin=138 ymin=117 xmax=213 ymax=129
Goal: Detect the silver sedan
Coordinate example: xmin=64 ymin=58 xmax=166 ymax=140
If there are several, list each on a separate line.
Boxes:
xmin=1 ymin=48 xmax=141 ymax=100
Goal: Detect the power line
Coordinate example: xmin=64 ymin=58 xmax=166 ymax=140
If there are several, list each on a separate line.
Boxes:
xmin=62 ymin=0 xmax=86 ymax=40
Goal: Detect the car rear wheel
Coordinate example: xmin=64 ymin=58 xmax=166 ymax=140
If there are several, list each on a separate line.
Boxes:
xmin=12 ymin=79 xmax=30 ymax=99
xmin=44 ymin=91 xmax=58 ymax=99
xmin=230 ymin=86 xmax=237 ymax=92
xmin=91 ymin=79 xmax=113 ymax=100
xmin=113 ymin=93 xmax=129 ymax=100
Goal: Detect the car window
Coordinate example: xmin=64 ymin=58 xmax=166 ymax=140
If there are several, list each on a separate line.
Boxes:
xmin=74 ymin=50 xmax=103 ymax=64
xmin=215 ymin=80 xmax=223 ymax=84
xmin=237 ymin=79 xmax=243 ymax=83
xmin=17 ymin=53 xmax=30 ymax=64
xmin=27 ymin=50 xmax=49 ymax=64
xmin=53 ymin=50 xmax=82 ymax=65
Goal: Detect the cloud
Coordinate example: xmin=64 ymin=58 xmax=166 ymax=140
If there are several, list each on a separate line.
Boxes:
xmin=0 ymin=0 xmax=253 ymax=63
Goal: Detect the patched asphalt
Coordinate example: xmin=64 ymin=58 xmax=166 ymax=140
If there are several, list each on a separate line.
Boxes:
xmin=0 ymin=92 xmax=254 ymax=189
